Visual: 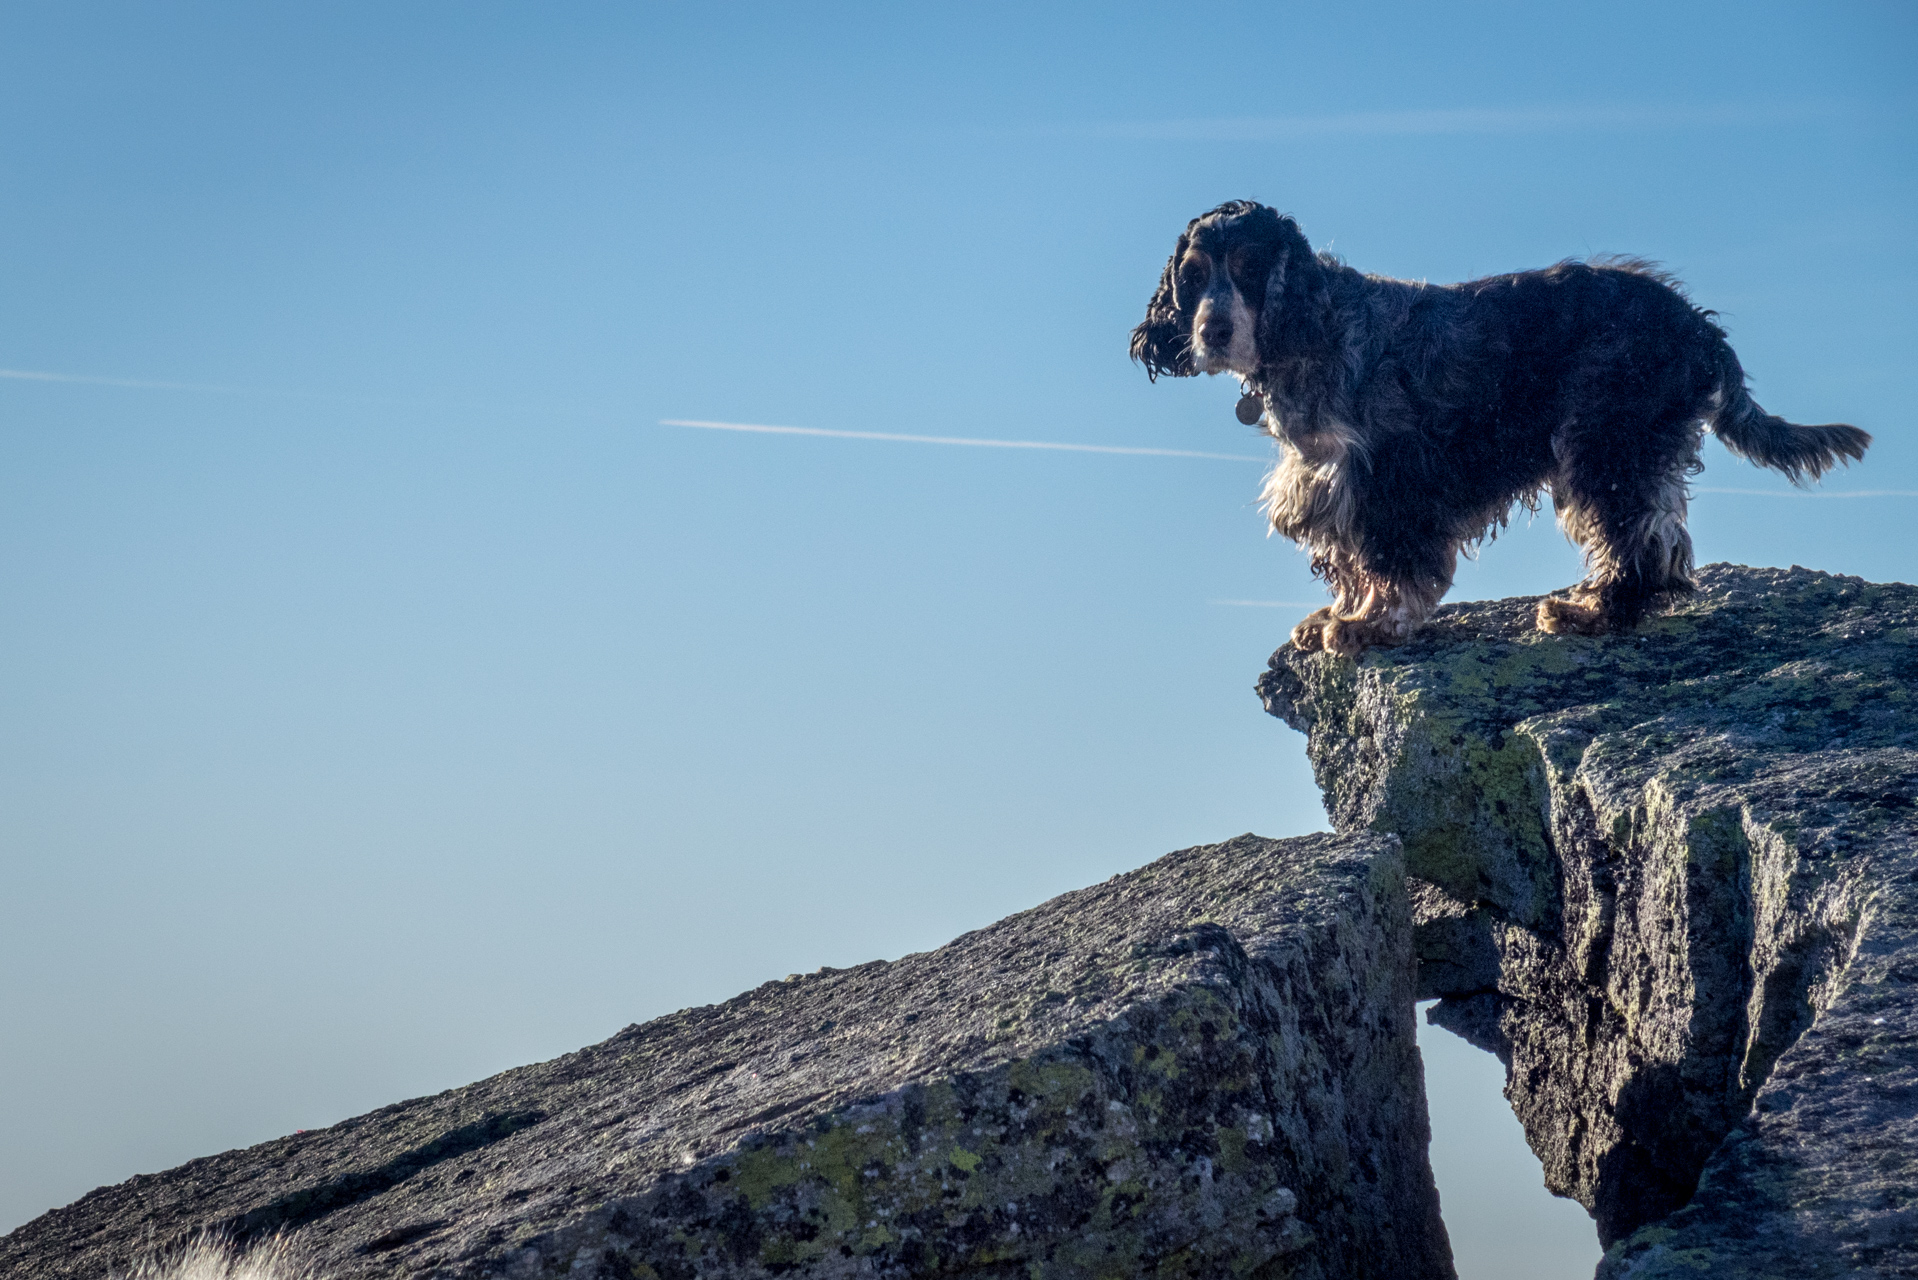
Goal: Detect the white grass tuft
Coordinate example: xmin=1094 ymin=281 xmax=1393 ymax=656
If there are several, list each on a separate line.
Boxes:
xmin=114 ymin=1234 xmax=321 ymax=1280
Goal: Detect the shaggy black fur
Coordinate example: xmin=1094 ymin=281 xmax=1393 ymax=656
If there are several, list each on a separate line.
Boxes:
xmin=1133 ymin=200 xmax=1870 ymax=654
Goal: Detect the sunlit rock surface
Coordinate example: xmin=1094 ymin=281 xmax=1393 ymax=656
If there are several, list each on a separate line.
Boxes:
xmin=0 ymin=833 xmax=1452 ymax=1280
xmin=1261 ymin=563 xmax=1918 ymax=1277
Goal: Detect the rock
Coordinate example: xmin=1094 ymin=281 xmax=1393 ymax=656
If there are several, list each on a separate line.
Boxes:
xmin=1 ymin=833 xmax=1454 ymax=1280
xmin=1261 ymin=563 xmax=1918 ymax=1276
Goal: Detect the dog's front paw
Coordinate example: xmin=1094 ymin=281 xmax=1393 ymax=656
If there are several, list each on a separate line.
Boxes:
xmin=1290 ymin=606 xmax=1335 ymax=652
xmin=1322 ymin=616 xmax=1409 ymax=658
xmin=1537 ymin=592 xmax=1606 ymax=635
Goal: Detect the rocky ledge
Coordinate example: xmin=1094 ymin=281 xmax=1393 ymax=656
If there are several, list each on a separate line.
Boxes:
xmin=1262 ymin=563 xmax=1918 ymax=1277
xmin=1 ymin=833 xmax=1451 ymax=1280
xmin=13 ymin=562 xmax=1915 ymax=1280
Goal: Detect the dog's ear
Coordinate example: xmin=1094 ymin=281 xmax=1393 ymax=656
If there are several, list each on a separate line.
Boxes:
xmin=1258 ymin=216 xmax=1331 ymax=360
xmin=1131 ymin=230 xmax=1197 ymax=380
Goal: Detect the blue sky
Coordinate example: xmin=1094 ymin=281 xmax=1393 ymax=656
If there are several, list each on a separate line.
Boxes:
xmin=1 ymin=3 xmax=1912 ymax=1271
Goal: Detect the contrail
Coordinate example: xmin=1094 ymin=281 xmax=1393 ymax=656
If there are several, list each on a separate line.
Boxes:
xmin=0 ymin=366 xmax=511 ymax=410
xmin=1209 ymin=599 xmax=1326 ymax=608
xmin=6 ymin=372 xmax=1904 ymax=497
xmin=663 ymin=421 xmax=1918 ymax=496
xmin=0 ymin=367 xmax=255 ymax=394
xmin=1695 ymin=487 xmax=1918 ymax=499
xmin=661 ymin=418 xmax=1269 ymax=462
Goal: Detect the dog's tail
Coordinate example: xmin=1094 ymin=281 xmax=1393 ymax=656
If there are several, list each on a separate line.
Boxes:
xmin=1708 ymin=344 xmax=1869 ymax=483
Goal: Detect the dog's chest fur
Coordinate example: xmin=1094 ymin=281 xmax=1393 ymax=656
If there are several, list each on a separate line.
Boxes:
xmin=1254 ymin=274 xmax=1554 ymax=555
xmin=1255 ymin=278 xmax=1420 ymax=550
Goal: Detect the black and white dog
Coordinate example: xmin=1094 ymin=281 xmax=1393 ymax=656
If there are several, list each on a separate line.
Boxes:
xmin=1132 ymin=200 xmax=1870 ymax=655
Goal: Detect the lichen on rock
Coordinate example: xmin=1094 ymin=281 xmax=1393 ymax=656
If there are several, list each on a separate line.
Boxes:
xmin=19 ymin=559 xmax=1912 ymax=1280
xmin=1261 ymin=563 xmax=1918 ymax=1276
xmin=1 ymin=833 xmax=1452 ymax=1280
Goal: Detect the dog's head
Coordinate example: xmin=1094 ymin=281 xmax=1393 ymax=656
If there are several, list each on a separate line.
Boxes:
xmin=1130 ymin=201 xmax=1322 ymax=382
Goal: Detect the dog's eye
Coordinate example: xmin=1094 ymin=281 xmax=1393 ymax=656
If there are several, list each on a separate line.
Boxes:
xmin=1177 ymin=252 xmax=1211 ymax=293
xmin=1228 ymin=245 xmax=1274 ymax=292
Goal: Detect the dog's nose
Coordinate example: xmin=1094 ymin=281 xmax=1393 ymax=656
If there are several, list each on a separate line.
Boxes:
xmin=1200 ymin=319 xmax=1232 ymax=349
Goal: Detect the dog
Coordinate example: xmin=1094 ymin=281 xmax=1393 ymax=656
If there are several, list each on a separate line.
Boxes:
xmin=1132 ymin=200 xmax=1870 ymax=656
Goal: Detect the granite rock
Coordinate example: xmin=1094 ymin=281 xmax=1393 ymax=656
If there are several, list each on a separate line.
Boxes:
xmin=1261 ymin=563 xmax=1918 ymax=1276
xmin=1 ymin=833 xmax=1452 ymax=1280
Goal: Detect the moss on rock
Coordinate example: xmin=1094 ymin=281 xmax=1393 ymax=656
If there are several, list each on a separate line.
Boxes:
xmin=1 ymin=834 xmax=1453 ymax=1280
xmin=1262 ymin=564 xmax=1918 ymax=1276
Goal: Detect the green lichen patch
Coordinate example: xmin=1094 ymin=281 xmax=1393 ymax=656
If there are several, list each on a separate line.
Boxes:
xmin=515 ymin=836 xmax=1449 ymax=1279
xmin=1263 ymin=564 xmax=1918 ymax=1275
xmin=0 ymin=832 xmax=1456 ymax=1280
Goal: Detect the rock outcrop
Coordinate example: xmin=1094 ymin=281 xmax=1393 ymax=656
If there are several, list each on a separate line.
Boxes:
xmin=1261 ymin=563 xmax=1918 ymax=1277
xmin=16 ymin=561 xmax=1915 ymax=1280
xmin=1 ymin=834 xmax=1452 ymax=1280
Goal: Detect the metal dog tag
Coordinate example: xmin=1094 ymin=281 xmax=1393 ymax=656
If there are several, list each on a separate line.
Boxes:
xmin=1235 ymin=392 xmax=1265 ymax=426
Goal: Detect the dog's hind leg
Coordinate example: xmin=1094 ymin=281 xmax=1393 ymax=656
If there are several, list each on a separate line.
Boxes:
xmin=1540 ymin=426 xmax=1700 ymax=635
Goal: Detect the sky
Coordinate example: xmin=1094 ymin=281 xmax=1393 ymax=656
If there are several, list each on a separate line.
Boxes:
xmin=0 ymin=2 xmax=1912 ymax=1274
